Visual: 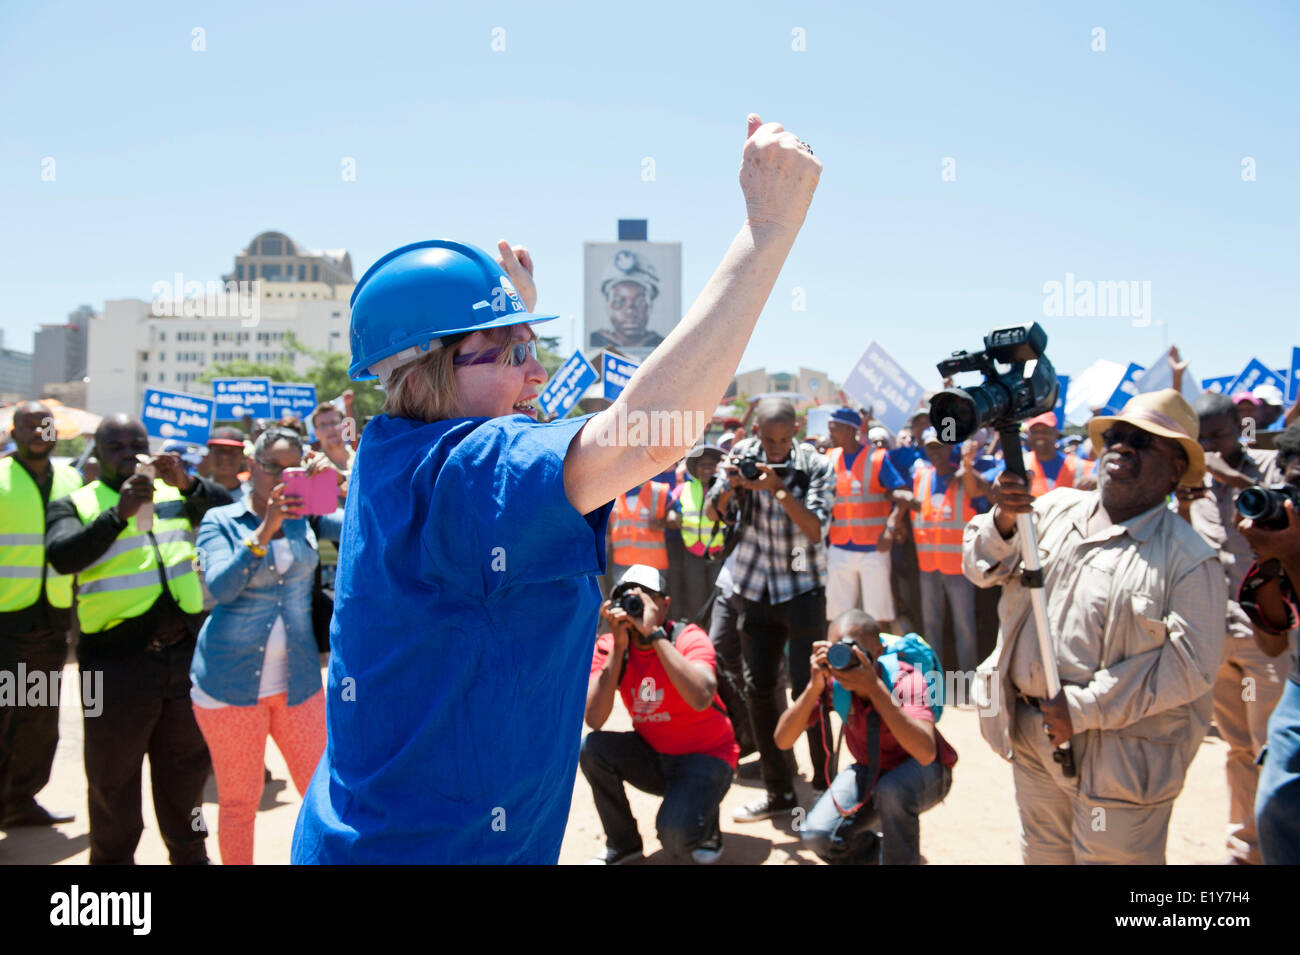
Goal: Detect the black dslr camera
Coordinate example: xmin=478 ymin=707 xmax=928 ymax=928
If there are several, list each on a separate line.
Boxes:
xmin=929 ymin=323 xmax=1059 ymax=444
xmin=614 ymin=592 xmax=644 ymax=617
xmin=730 ymin=446 xmax=789 ymax=482
xmin=827 ymin=639 xmax=870 ymax=671
xmin=1237 ymin=483 xmax=1300 ymax=531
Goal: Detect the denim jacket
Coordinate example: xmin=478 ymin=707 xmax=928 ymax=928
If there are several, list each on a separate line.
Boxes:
xmin=191 ymin=500 xmax=342 ymax=706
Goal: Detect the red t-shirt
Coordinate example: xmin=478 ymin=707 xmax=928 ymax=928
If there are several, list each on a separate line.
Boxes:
xmin=590 ymin=622 xmax=740 ymax=769
xmin=810 ymin=661 xmax=958 ymax=773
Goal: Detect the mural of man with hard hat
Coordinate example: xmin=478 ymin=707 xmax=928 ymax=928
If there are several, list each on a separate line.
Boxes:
xmin=585 ymin=244 xmax=681 ymax=360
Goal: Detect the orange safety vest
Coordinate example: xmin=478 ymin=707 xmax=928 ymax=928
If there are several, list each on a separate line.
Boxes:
xmin=912 ymin=463 xmax=977 ymax=575
xmin=827 ymin=446 xmax=892 ymax=547
xmin=611 ymin=482 xmax=669 ymax=570
xmin=1026 ymin=452 xmax=1078 ymax=498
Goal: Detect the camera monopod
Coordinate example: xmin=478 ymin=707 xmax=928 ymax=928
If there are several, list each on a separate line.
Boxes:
xmin=997 ymin=426 xmax=1076 ymax=778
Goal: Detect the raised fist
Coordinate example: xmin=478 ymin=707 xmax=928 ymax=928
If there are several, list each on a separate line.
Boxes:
xmin=739 ymin=113 xmax=822 ymax=236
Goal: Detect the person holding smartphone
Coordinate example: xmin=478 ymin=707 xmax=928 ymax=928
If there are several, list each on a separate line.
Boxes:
xmin=189 ymin=426 xmax=343 ymax=864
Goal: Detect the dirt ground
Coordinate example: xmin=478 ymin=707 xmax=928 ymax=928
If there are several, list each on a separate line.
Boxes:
xmin=0 ymin=662 xmax=1232 ymax=866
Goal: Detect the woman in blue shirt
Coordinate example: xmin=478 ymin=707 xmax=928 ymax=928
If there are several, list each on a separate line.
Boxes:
xmin=292 ymin=114 xmax=822 ymax=863
xmin=191 ymin=426 xmax=343 ymax=864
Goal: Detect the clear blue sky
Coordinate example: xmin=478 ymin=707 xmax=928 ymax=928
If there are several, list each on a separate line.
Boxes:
xmin=2 ymin=0 xmax=1296 ymax=394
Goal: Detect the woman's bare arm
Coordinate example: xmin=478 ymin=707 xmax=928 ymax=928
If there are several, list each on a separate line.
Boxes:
xmin=564 ymin=115 xmax=821 ymax=515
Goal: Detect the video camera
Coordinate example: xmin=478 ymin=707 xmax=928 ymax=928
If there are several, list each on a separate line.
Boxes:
xmin=1237 ymin=483 xmax=1300 ymax=531
xmin=929 ymin=323 xmax=1059 ymax=444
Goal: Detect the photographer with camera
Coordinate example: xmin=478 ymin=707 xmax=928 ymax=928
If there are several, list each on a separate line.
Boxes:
xmin=705 ymin=397 xmax=836 ymax=817
xmin=775 ymin=610 xmax=956 ymax=864
xmin=581 ymin=566 xmax=738 ymax=865
xmin=1235 ymin=422 xmax=1300 ymax=864
xmin=1177 ymin=392 xmax=1293 ymax=864
xmin=964 ymin=390 xmax=1224 ymax=864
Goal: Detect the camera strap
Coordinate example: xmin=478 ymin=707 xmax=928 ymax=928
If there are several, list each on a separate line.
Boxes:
xmin=819 ymin=684 xmax=883 ymax=818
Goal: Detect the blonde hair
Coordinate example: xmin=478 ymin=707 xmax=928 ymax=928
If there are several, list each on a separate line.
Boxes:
xmin=382 ymin=325 xmax=532 ymax=423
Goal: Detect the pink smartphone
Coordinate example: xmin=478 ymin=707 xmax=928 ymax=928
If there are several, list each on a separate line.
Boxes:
xmin=281 ymin=468 xmax=338 ymax=516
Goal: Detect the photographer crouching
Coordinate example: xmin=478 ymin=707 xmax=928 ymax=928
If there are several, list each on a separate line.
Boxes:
xmin=1235 ymin=422 xmax=1300 ymax=864
xmin=776 ymin=610 xmax=956 ymax=864
xmin=581 ymin=566 xmax=738 ymax=865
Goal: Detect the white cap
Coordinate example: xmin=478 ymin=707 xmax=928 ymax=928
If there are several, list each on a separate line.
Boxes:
xmin=612 ymin=564 xmax=665 ymax=598
xmin=1253 ymin=383 xmax=1285 ymax=407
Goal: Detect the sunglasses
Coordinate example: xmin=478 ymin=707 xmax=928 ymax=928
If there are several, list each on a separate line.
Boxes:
xmin=1101 ymin=427 xmax=1158 ymax=451
xmin=452 ymin=339 xmax=537 ymax=368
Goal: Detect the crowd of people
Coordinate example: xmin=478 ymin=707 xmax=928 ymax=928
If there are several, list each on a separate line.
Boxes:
xmin=2 ymin=114 xmax=1298 ymax=868
xmin=582 ymin=373 xmax=1300 ymax=865
xmin=0 ymin=400 xmax=352 ymax=863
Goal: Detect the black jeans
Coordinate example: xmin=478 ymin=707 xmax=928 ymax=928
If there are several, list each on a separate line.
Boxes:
xmin=707 ymin=588 xmax=754 ymax=754
xmin=579 ymin=731 xmax=733 ymax=858
xmin=678 ymin=551 xmax=723 ymax=625
xmin=740 ymin=586 xmax=831 ymax=794
xmin=0 ymin=627 xmax=67 ymax=815
xmin=81 ymin=638 xmax=211 ymax=864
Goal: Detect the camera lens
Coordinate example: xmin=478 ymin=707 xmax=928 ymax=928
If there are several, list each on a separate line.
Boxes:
xmin=1236 ymin=486 xmax=1271 ymax=522
xmin=929 ymin=390 xmax=978 ymax=443
xmin=827 ymin=642 xmax=857 ymax=670
xmin=622 ymin=593 xmax=644 ymax=617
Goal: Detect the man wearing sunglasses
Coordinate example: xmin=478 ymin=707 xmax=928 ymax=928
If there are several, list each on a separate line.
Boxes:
xmin=963 ymin=389 xmax=1224 ymax=864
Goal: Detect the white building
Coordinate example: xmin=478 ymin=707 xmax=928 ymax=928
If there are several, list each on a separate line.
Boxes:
xmin=86 ymin=232 xmax=356 ymax=418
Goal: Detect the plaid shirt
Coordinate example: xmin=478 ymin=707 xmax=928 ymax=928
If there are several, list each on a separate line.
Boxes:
xmin=706 ymin=438 xmax=834 ymax=604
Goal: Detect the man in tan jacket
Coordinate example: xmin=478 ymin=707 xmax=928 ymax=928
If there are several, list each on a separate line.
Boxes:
xmin=963 ymin=390 xmax=1225 ymax=864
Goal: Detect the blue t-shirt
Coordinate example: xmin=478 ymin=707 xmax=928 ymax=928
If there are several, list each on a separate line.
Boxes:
xmin=835 ymin=447 xmax=907 ymax=553
xmin=888 ymin=446 xmax=924 ymax=478
xmin=291 ymin=413 xmax=613 ymax=864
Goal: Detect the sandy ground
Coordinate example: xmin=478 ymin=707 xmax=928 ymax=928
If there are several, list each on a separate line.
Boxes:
xmin=0 ymin=662 xmax=1232 ymax=865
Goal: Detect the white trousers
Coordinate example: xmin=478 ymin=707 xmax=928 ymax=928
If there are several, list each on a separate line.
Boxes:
xmin=826 ymin=546 xmax=896 ymax=623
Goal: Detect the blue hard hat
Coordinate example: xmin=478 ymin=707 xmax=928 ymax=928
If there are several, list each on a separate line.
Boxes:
xmin=347 ymin=239 xmax=559 ymax=380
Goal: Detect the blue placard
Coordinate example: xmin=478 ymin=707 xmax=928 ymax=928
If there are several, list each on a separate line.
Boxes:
xmin=212 ymin=377 xmax=273 ymax=420
xmin=1289 ymin=348 xmax=1300 ymax=404
xmin=1102 ymin=362 xmax=1146 ymax=415
xmin=602 ymin=352 xmax=640 ymax=401
xmin=142 ymin=389 xmax=215 ymax=444
xmin=270 ymin=382 xmax=319 ymax=436
xmin=1201 ymin=375 xmax=1235 ymax=394
xmin=537 ymin=350 xmax=598 ymax=419
xmin=1226 ymin=358 xmax=1287 ymax=398
xmin=1052 ymin=375 xmax=1069 ymax=429
xmin=840 ymin=342 xmax=925 ymax=435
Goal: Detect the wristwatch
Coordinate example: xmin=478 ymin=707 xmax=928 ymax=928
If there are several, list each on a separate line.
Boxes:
xmin=647 ymin=626 xmax=668 ymax=643
xmin=774 ymin=489 xmax=789 ymax=502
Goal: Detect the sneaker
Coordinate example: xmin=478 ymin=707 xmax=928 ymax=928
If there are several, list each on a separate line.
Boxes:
xmin=731 ymin=791 xmax=797 ymax=823
xmin=691 ymin=827 xmax=724 ymax=865
xmin=585 ymin=845 xmax=643 ymax=866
